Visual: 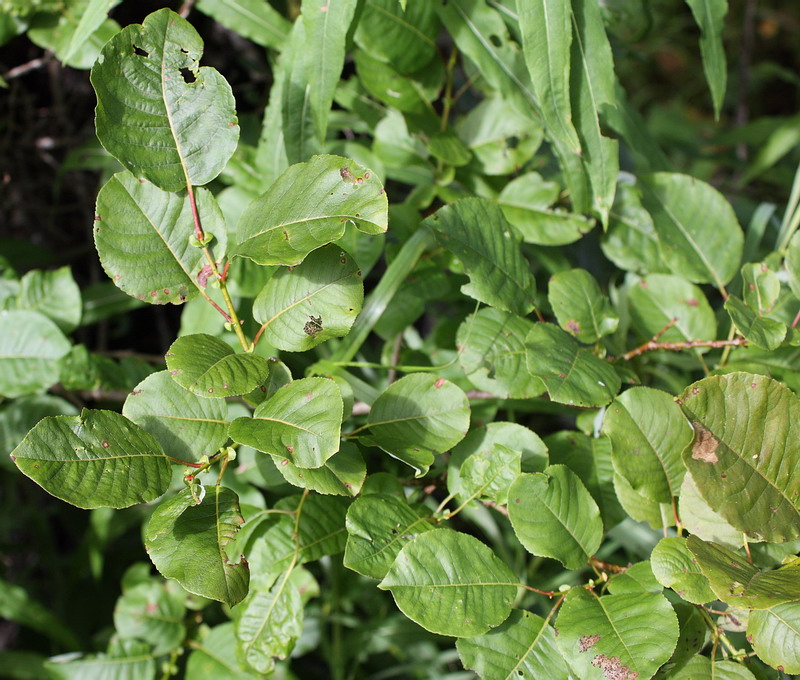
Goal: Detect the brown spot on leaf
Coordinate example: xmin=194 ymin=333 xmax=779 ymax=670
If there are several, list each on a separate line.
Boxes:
xmin=685 ymin=298 xmax=698 ymax=307
xmin=565 ymin=319 xmax=581 ymax=334
xmin=304 ymin=315 xmax=323 ymax=337
xmin=691 ymin=423 xmax=719 ymax=463
xmin=102 ymin=441 xmax=109 ymax=448
xmin=435 ymin=378 xmax=445 ymax=388
xmin=591 ymin=654 xmax=638 ymax=680
xmin=579 ymin=634 xmax=601 ymax=652
xmin=340 ymin=167 xmax=353 ymax=181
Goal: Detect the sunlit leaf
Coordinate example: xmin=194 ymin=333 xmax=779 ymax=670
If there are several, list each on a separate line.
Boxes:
xmin=11 ymin=409 xmax=171 ymax=509
xmin=379 ymin=530 xmax=517 ymax=637
xmin=748 ymin=600 xmax=800 ymax=674
xmin=145 ymin=487 xmax=249 ymax=607
xmin=651 ymin=537 xmax=716 ymax=604
xmin=549 ymin=269 xmax=619 ymax=343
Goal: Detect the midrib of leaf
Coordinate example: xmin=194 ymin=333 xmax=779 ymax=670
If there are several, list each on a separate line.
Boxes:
xmin=116 ymin=177 xmax=199 ymax=292
xmin=368 ymin=1 xmax=435 ymax=48
xmin=765 ymin=607 xmax=800 ymax=635
xmin=158 ymin=414 xmax=229 ymax=425
xmin=252 ymin=416 xmax=319 ymax=437
xmin=593 ymin=593 xmax=637 ymax=667
xmin=214 ymin=489 xmax=234 ymax=602
xmin=395 ymin=581 xmax=513 ymax=588
xmin=350 ymin=517 xmax=431 ymax=564
xmin=540 ymin=490 xmax=588 ymax=558
xmin=540 ymin=2 xmax=578 ymax=152
xmin=368 ymin=409 xmax=463 ymax=428
xmin=245 ymin=213 xmax=379 ymax=240
xmin=245 ymin=570 xmax=292 ymax=659
xmin=608 ymin=209 xmax=659 ymax=243
xmin=648 ymin=188 xmax=726 ymax=291
xmin=507 ymin=618 xmax=548 ymax=680
xmin=192 ymin=642 xmax=241 ymax=675
xmin=227 ymin=0 xmax=286 ymax=42
xmin=451 ymin=2 xmax=538 ymax=109
xmin=159 ymin=27 xmax=191 ymax=190
xmin=262 ymin=275 xmax=351 ymax=328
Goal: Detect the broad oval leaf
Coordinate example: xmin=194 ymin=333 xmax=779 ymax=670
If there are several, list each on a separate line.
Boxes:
xmin=166 ymin=334 xmax=271 ymax=398
xmin=0 ymin=310 xmax=71 ymax=398
xmin=344 ymin=493 xmax=433 ymax=579
xmin=640 ymin=172 xmax=743 ymax=288
xmin=555 ymin=589 xmax=679 ymax=680
xmin=252 ymin=245 xmax=363 ymax=351
xmin=424 ymin=198 xmax=536 ymax=316
xmin=651 ymin=536 xmax=716 ymax=604
xmin=185 ymin=622 xmax=259 ymax=680
xmin=45 ymin=639 xmax=157 ymax=680
xmin=606 ymin=561 xmax=662 ymax=596
xmin=234 ymin=155 xmax=388 ymax=266
xmin=457 ymin=609 xmax=570 ymax=680
xmin=459 ymin=442 xmax=520 ymax=506
xmin=748 ymin=600 xmax=800 ymax=674
xmin=11 ymin=266 xmax=82 ymax=333
xmin=379 ymin=530 xmax=517 ymax=637
xmin=145 ymin=486 xmax=249 ymax=607
xmin=508 ymin=465 xmax=603 ymax=570
xmin=678 ymin=472 xmax=742 ymax=548
xmin=678 ymin=372 xmax=800 ymax=542
xmin=724 ymin=294 xmax=786 ymax=351
xmin=95 ymin=172 xmax=228 ymax=305
xmin=525 ymin=323 xmax=620 ymax=407
xmin=686 ymin=535 xmax=800 ymax=609
xmin=602 ymin=386 xmax=691 ymax=502
xmin=91 ymin=8 xmax=239 ymax=191
xmin=11 ymin=409 xmax=171 ymax=509
xmin=456 ymin=308 xmax=544 ymax=399
xmin=549 ymin=269 xmax=619 ymax=343
xmin=229 ymin=377 xmax=343 ymax=469
xmin=613 ymin=471 xmax=674 ymax=530
xmin=123 ymin=371 xmax=229 ymax=464
xmin=365 ymin=373 xmax=470 ymax=477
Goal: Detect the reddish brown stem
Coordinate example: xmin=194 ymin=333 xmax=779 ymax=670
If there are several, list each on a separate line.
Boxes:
xmin=186 ymin=184 xmax=204 ymax=242
xmin=619 ymin=337 xmax=748 ymax=361
xmin=589 ymin=556 xmax=627 ymax=574
xmin=792 ymin=308 xmax=800 ymax=329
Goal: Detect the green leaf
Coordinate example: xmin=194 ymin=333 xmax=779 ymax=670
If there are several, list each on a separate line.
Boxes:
xmin=678 ymin=472 xmax=742 ymax=547
xmin=602 ymin=386 xmax=691 ymax=502
xmin=95 ymin=172 xmax=228 ymax=305
xmin=62 ymin=0 xmax=120 ymax=63
xmin=11 ymin=409 xmax=171 ymax=509
xmin=606 ymin=561 xmax=662 ymax=595
xmin=10 ymin=266 xmax=82 ymax=332
xmin=748 ymin=600 xmax=800 ymax=674
xmin=425 ymin=198 xmax=536 ymax=316
xmin=613 ymin=471 xmax=674 ymax=530
xmin=569 ymin=0 xmax=619 ymax=225
xmin=196 ymin=0 xmax=291 ymax=50
xmin=0 ymin=395 xmax=78 ymax=471
xmin=234 ymin=155 xmax=388 ymax=266
xmin=365 ymin=373 xmax=470 ymax=477
xmin=123 ymin=371 xmax=229 ymax=464
xmin=628 ymin=273 xmax=717 ymax=345
xmin=724 ymin=295 xmax=786 ymax=351
xmin=651 ymin=537 xmax=716 ymax=604
xmin=554 ymin=589 xmax=679 ymax=680
xmin=229 ymin=377 xmax=343 ymax=469
xmin=185 ymin=622 xmax=261 ymax=680
xmin=457 ymin=609 xmax=570 ymax=680
xmin=0 ymin=310 xmax=71 ymax=398
xmin=355 ymin=49 xmax=443 ymax=114
xmin=497 ymin=172 xmax=592 ymax=246
xmin=344 ymin=493 xmax=434 ymax=580
xmin=45 ymin=640 xmax=157 ymax=680
xmin=113 ymin=580 xmax=186 ymax=655
xmin=516 ymin=0 xmax=580 ymax=154
xmin=91 ymin=8 xmax=239 ymax=191
xmin=741 ymin=262 xmax=781 ymax=314
xmin=456 ymin=308 xmax=544 ymax=399
xmin=785 ymin=231 xmax=800 ymax=300
xmin=302 ymin=0 xmax=358 ymax=142
xmin=0 ymin=651 xmax=48 ymax=680
xmin=508 ymin=465 xmax=603 ymax=569
xmin=354 ymin=0 xmax=439 ymax=74
xmin=426 ymin=131 xmax=472 ymax=167
xmin=252 ymin=245 xmax=363 ymax=352
xmin=459 ymin=443 xmax=521 ymax=506
xmin=640 ymin=173 xmax=743 ymax=289
xmin=456 ymin=96 xmax=543 ymax=176
xmin=678 ymin=372 xmax=800 ymax=542
xmin=270 ymin=441 xmax=366 ymax=496
xmin=234 ymin=572 xmax=303 ymax=674
xmin=685 ymin=0 xmax=728 ymax=119
xmin=379 ymin=530 xmax=517 ymax=637
xmin=548 ymin=268 xmax=619 ymax=343
xmin=0 ymin=578 xmax=80 ymax=649
xmin=525 ymin=323 xmax=621 ymax=407
xmin=601 ymin=179 xmax=668 ymax=275
xmin=165 ymin=334 xmax=271 ymax=398
xmin=145 ymin=487 xmax=249 ymax=607
xmin=686 ymin=536 xmax=800 ymax=609
xmin=448 ymin=422 xmax=549 ymax=501
xmin=246 ymin=494 xmax=348 ymax=588
xmin=546 ymin=431 xmax=626 ymax=530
